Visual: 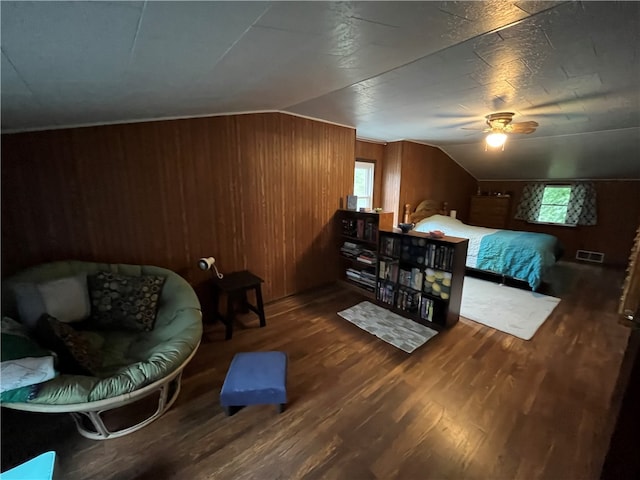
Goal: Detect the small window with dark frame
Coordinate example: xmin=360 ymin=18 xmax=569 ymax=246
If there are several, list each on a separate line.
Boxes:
xmin=537 ymin=185 xmax=571 ymax=224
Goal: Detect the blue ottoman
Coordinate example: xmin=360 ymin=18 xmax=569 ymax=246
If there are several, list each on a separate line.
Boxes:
xmin=220 ymin=351 xmax=287 ymax=415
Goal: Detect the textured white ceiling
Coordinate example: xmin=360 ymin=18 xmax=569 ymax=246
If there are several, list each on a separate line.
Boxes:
xmin=1 ymin=1 xmax=639 ymax=180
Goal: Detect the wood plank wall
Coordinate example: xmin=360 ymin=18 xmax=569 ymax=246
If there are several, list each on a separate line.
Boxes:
xmin=1 ymin=113 xmax=355 ymax=303
xmin=381 ymin=141 xmax=477 ymax=225
xmin=355 ymin=140 xmax=386 ymax=208
xmin=381 ymin=142 xmax=403 ymax=224
xmin=479 ymin=180 xmax=640 ymax=266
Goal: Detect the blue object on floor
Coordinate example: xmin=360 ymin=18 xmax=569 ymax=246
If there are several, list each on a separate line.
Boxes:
xmin=220 ymin=351 xmax=287 ymax=415
xmin=1 ymin=451 xmax=56 ymax=480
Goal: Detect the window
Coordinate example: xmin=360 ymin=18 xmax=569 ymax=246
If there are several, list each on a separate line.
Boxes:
xmin=516 ymin=182 xmax=597 ymax=226
xmin=537 ymin=185 xmax=571 ymax=224
xmin=354 ymin=161 xmax=375 ymax=210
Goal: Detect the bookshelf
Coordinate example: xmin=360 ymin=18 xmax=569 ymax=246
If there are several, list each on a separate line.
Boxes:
xmin=376 ymin=229 xmax=468 ymax=328
xmin=337 ymin=209 xmax=394 ymax=295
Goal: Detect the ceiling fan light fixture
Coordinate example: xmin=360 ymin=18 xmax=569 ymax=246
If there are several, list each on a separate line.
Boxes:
xmin=486 ymin=132 xmax=507 ymax=149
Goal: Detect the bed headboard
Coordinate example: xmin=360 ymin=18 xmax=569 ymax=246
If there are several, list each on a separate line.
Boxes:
xmin=407 ymin=199 xmax=447 ymax=224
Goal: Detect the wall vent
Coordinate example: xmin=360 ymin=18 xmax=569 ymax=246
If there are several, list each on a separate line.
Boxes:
xmin=576 ymin=250 xmax=605 ymax=263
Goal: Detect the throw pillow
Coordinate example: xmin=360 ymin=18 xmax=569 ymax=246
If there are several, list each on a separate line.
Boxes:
xmin=38 ymin=274 xmax=91 ymax=323
xmin=1 ymin=317 xmax=56 ymax=401
xmin=34 ymin=314 xmax=102 ymax=377
xmin=12 ymin=274 xmax=91 ymax=328
xmin=11 ymin=282 xmax=47 ymax=330
xmin=87 ymin=271 xmax=165 ymax=332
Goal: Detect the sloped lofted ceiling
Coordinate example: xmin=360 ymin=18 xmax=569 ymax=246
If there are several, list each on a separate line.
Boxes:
xmin=2 ymin=1 xmax=639 ymax=180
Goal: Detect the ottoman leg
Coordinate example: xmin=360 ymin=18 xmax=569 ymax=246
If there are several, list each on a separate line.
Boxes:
xmin=224 ymin=406 xmax=238 ymax=416
xmin=223 ymin=405 xmax=245 ymax=416
xmin=277 ymin=403 xmax=286 ymax=414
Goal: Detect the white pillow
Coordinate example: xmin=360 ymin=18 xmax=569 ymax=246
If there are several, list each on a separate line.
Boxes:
xmin=38 ymin=274 xmax=91 ymax=323
xmin=13 ymin=274 xmax=91 ymax=328
xmin=414 ymin=214 xmax=464 ymax=232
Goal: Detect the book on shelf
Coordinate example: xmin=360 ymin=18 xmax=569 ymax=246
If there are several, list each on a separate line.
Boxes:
xmin=398 ymin=268 xmax=411 ymax=287
xmin=346 ymin=268 xmax=376 ymax=287
xmin=424 ymin=244 xmax=454 ymax=270
xmin=396 ymin=288 xmax=421 ymax=313
xmin=361 ymin=218 xmax=379 ymax=242
xmin=380 ymin=234 xmax=454 ymax=271
xmin=378 ymin=259 xmax=398 ymax=282
xmin=411 ymin=268 xmax=423 ymax=290
xmin=377 ymin=281 xmax=395 ymax=305
xmin=364 ymin=219 xmax=373 ymax=241
xmin=356 ymin=249 xmax=376 ymax=264
xmin=420 ymin=296 xmax=435 ymax=321
xmin=356 ymin=219 xmax=365 ymax=239
xmin=369 ymin=223 xmax=379 ymax=243
xmin=380 ymin=235 xmax=401 ymax=257
xmin=397 ymin=267 xmax=423 ymax=290
xmin=341 ymin=218 xmax=358 ymax=237
xmin=341 ymin=241 xmax=362 ymax=258
xmin=357 ymin=257 xmax=374 ymax=264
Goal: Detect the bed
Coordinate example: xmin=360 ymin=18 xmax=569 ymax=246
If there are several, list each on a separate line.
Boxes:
xmin=409 ymin=201 xmax=561 ymax=290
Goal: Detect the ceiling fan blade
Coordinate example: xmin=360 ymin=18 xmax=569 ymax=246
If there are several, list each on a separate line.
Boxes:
xmin=461 ymin=127 xmax=485 ymax=131
xmin=507 ymin=122 xmax=539 ymax=134
xmin=523 ymin=112 xmax=586 ymax=119
xmin=434 ymin=112 xmax=478 ymax=120
xmin=513 ymin=120 xmax=539 ymax=128
xmin=523 ymin=89 xmax=625 ymax=114
xmin=447 ymin=120 xmax=483 ymax=129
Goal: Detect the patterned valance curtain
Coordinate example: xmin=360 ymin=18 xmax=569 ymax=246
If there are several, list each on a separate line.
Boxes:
xmin=515 ymin=182 xmax=597 ymax=225
xmin=514 ymin=183 xmax=545 ymax=222
xmin=566 ymin=182 xmax=597 ymax=226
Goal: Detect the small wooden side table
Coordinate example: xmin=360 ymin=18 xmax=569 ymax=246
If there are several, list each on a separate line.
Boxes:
xmin=211 ymin=270 xmax=266 ymax=340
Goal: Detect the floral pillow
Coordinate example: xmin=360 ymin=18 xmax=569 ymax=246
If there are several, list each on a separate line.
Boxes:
xmin=34 ymin=314 xmax=101 ymax=377
xmin=87 ymin=271 xmax=165 ymax=332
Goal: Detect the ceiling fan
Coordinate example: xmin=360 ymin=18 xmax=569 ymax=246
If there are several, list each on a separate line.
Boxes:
xmin=464 ymin=112 xmax=539 ymax=149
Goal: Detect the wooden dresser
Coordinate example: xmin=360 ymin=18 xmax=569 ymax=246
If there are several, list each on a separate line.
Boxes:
xmin=469 ymin=195 xmax=511 ymax=229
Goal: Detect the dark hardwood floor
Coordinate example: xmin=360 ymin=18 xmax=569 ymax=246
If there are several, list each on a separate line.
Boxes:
xmin=1 ymin=261 xmax=631 ymax=479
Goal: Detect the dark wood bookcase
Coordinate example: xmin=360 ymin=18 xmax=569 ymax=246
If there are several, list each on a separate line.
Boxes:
xmin=376 ymin=229 xmax=468 ymax=328
xmin=336 ymin=209 xmax=394 ymax=296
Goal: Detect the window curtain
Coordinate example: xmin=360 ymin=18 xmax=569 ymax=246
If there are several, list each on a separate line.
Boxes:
xmin=515 ymin=182 xmax=597 ymax=225
xmin=566 ymin=182 xmax=597 ymax=225
xmin=514 ymin=183 xmax=545 ymax=222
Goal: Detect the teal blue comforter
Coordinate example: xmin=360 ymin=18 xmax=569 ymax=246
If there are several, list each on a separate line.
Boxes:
xmin=477 ymin=230 xmax=559 ymax=290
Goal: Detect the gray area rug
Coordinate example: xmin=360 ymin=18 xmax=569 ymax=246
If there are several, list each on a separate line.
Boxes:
xmin=337 ymin=301 xmax=438 ymax=353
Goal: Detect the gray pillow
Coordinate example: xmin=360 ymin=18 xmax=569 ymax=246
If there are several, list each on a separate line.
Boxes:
xmin=12 ymin=274 xmax=91 ymax=329
xmin=11 ymin=282 xmax=46 ymax=329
